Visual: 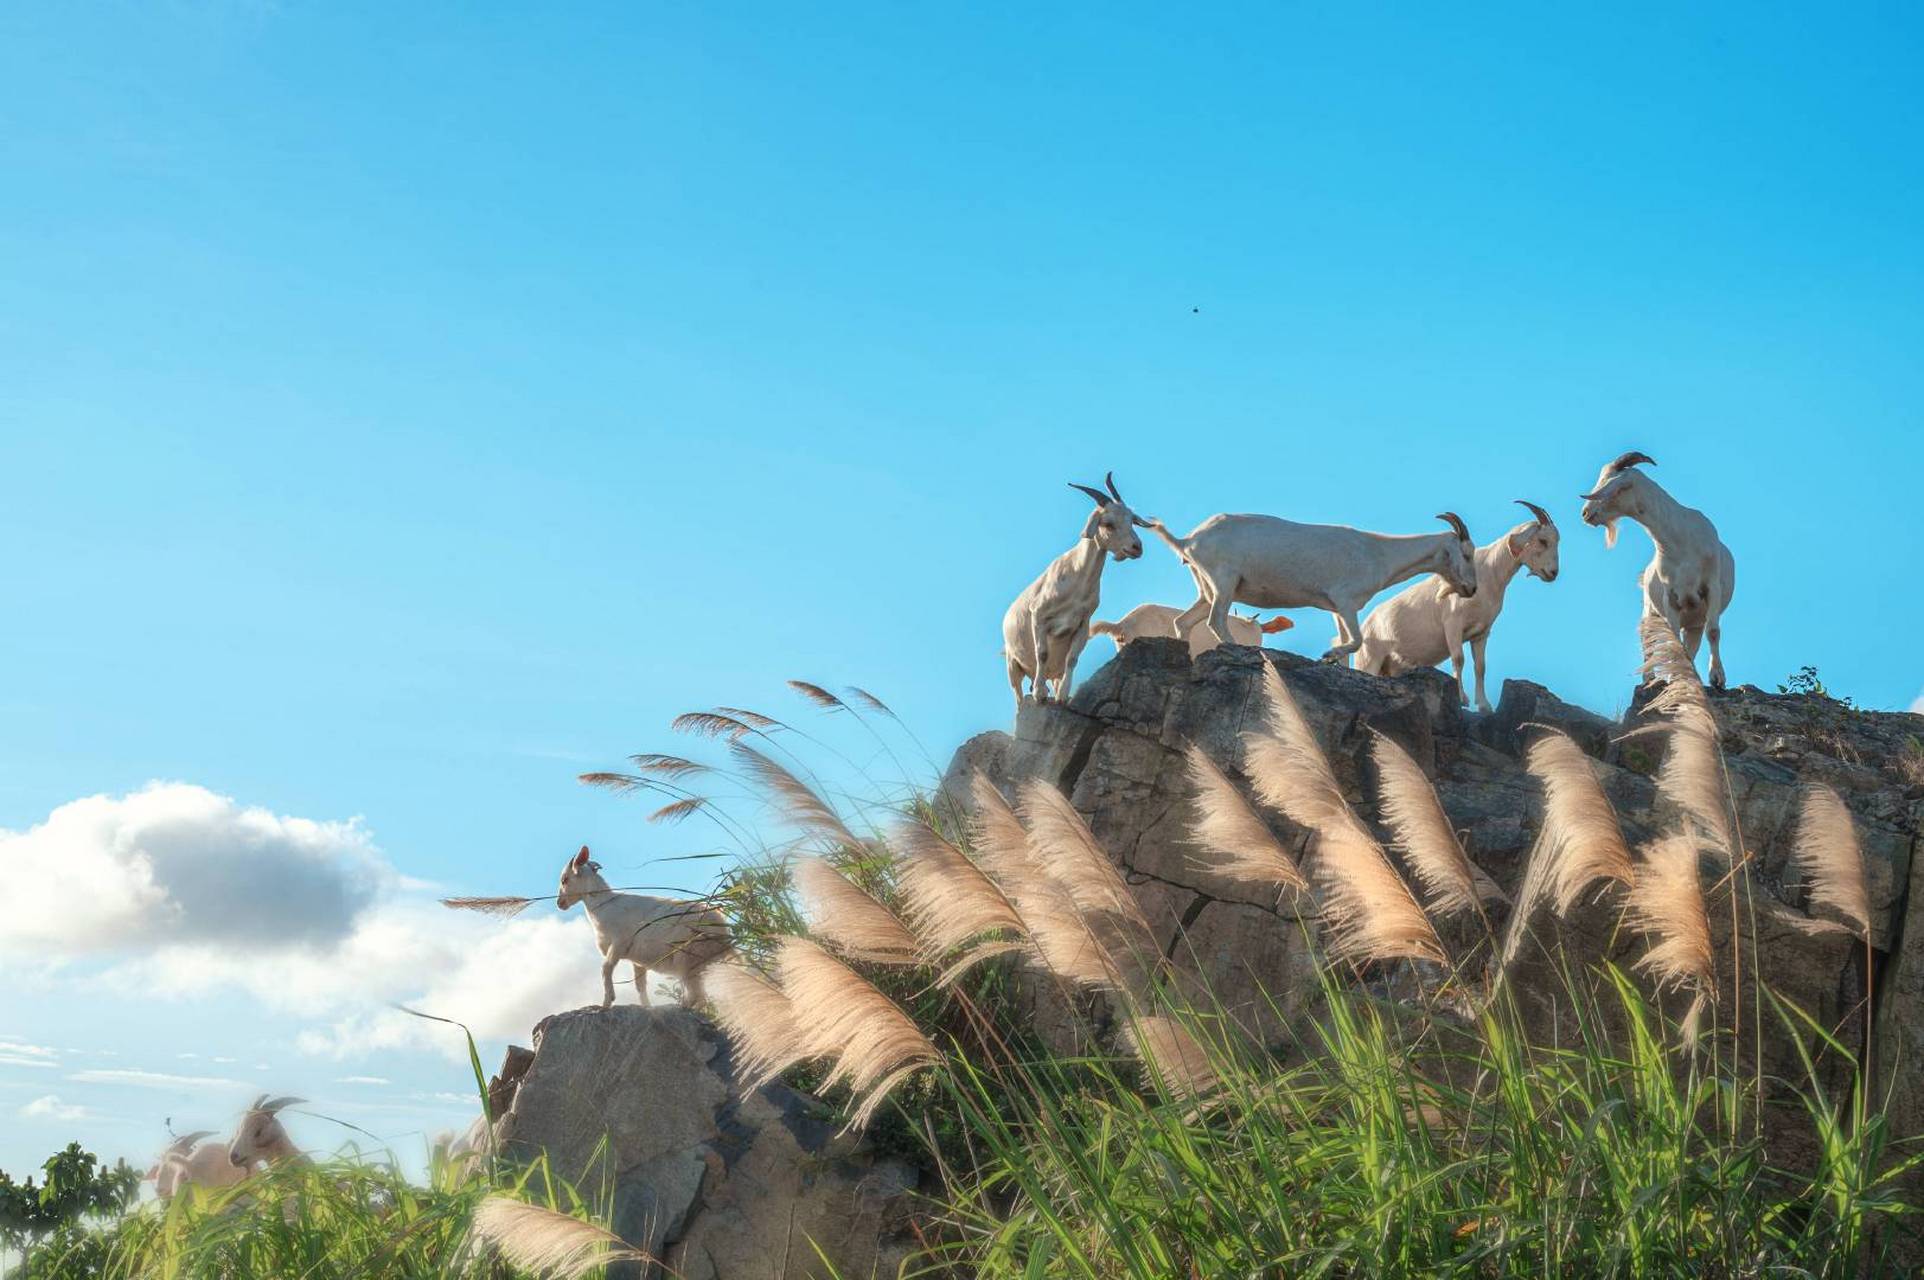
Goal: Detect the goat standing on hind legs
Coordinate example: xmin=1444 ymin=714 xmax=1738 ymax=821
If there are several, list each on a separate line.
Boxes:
xmin=556 ymin=846 xmax=731 ymax=1009
xmin=1001 ymin=472 xmax=1151 ymax=712
xmin=1578 ymin=451 xmax=1736 ymax=688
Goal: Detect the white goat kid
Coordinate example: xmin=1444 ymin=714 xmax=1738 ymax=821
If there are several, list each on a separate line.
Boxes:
xmin=557 ymin=846 xmax=731 ymax=1009
xmin=227 ymin=1095 xmax=307 ymax=1171
xmin=1151 ymin=511 xmax=1479 ymax=663
xmin=1578 ymin=452 xmax=1736 ymax=688
xmin=1089 ymin=602 xmax=1294 ymax=655
xmin=1355 ymin=501 xmax=1561 ymax=712
xmin=1001 ymin=473 xmax=1149 ymax=710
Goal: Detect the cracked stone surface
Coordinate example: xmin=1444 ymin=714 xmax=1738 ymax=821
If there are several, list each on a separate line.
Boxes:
xmin=943 ymin=638 xmax=1924 ymax=1132
xmin=490 ymin=1006 xmax=921 ymax=1280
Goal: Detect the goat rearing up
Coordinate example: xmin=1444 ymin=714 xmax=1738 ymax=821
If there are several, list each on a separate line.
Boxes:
xmin=557 ymin=846 xmax=731 ymax=1009
xmin=1151 ymin=510 xmax=1478 ymax=663
xmin=1578 ymin=451 xmax=1736 ymax=688
xmin=1001 ymin=473 xmax=1151 ymax=710
xmin=1355 ymin=500 xmax=1561 ymax=711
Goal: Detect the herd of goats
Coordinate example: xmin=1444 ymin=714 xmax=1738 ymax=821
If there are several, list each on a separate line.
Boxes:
xmin=137 ymin=449 xmax=1738 ymax=1201
xmin=1007 ymin=448 xmax=1736 ymax=713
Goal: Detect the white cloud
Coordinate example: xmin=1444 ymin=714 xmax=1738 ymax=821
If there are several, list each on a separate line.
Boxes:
xmin=4 ymin=781 xmax=606 ymax=1067
xmin=0 ymin=783 xmax=387 ymax=958
xmin=335 ymin=1076 xmax=389 ymax=1086
xmin=21 ymin=1094 xmax=100 ymax=1122
xmin=0 ymin=1041 xmax=58 ymax=1069
xmin=68 ymin=1067 xmax=251 ymax=1090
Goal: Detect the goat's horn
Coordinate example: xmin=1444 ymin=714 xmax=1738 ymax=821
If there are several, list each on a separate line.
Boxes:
xmin=249 ymin=1094 xmax=268 ymax=1111
xmin=1435 ymin=511 xmax=1471 ymax=542
xmin=261 ymin=1096 xmax=306 ymax=1113
xmin=175 ymin=1130 xmax=215 ymax=1149
xmin=1514 ymin=499 xmax=1553 ymax=527
xmin=1604 ymin=450 xmax=1656 ymax=476
xmin=1104 ymin=471 xmax=1125 ymax=504
xmin=1068 ymin=482 xmax=1111 ymax=506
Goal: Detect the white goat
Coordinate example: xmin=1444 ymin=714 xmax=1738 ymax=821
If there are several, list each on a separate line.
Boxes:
xmin=1150 ymin=511 xmax=1479 ymax=663
xmin=557 ymin=846 xmax=731 ymax=1008
xmin=1001 ymin=473 xmax=1150 ymax=709
xmin=144 ymin=1131 xmax=216 ymax=1202
xmin=1089 ymin=602 xmax=1294 ymax=655
xmin=1355 ymin=501 xmax=1561 ymax=711
xmin=226 ymin=1094 xmax=307 ymax=1171
xmin=1578 ymin=451 xmax=1736 ymax=688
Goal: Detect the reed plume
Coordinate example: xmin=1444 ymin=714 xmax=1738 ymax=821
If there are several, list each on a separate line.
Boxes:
xmin=707 ymin=958 xmax=810 ymax=1085
xmin=967 ymin=773 xmax=1124 ymax=990
xmin=1625 ymin=834 xmax=1716 ymax=1040
xmin=1182 ymin=743 xmax=1308 ymax=897
xmin=732 ymin=742 xmax=865 ymax=851
xmin=626 ymin=753 xmax=711 ymax=778
xmin=1793 ymin=784 xmax=1871 ymax=937
xmin=1242 ymin=666 xmax=1443 ymax=966
xmin=787 ymin=679 xmax=847 ymax=711
xmin=1121 ymin=1014 xmax=1220 ymax=1101
xmin=892 ymin=818 xmax=1027 ymax=983
xmin=1370 ymin=730 xmax=1507 ymax=918
xmin=1018 ymin=780 xmax=1155 ymax=938
xmin=672 ymin=711 xmax=756 ymax=740
xmin=790 ymin=855 xmax=920 ymax=964
xmin=713 ymin=706 xmax=783 ymax=731
xmin=468 ymin=1197 xmax=651 ymax=1279
xmin=1522 ymin=730 xmax=1635 ymax=916
xmin=440 ymin=895 xmax=538 ymax=918
xmin=775 ymin=936 xmax=943 ymax=1129
xmin=1636 ymin=616 xmax=1736 ymax=860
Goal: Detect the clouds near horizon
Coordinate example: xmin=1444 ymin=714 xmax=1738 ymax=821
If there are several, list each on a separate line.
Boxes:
xmin=1 ymin=783 xmax=604 ymax=1063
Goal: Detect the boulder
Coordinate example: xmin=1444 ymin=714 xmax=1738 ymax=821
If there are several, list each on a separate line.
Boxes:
xmin=490 ymin=1005 xmax=922 ymax=1279
xmin=943 ymin=639 xmax=1923 ymax=1125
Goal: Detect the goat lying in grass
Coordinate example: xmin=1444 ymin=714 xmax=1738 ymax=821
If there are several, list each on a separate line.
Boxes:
xmin=1001 ymin=473 xmax=1151 ymax=710
xmin=1355 ymin=500 xmax=1561 ymax=711
xmin=1150 ymin=510 xmax=1479 ymax=663
xmin=557 ymin=846 xmax=732 ymax=1008
xmin=1578 ymin=451 xmax=1736 ymax=688
xmin=145 ymin=1131 xmax=217 ymax=1202
xmin=1090 ymin=602 xmax=1294 ymax=656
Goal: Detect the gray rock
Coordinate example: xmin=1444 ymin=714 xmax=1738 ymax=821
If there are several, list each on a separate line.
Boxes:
xmin=946 ymin=639 xmax=1922 ymax=1137
xmin=493 ymin=1006 xmax=920 ymax=1279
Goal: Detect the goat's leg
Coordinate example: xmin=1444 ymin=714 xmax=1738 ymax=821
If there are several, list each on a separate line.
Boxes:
xmin=1470 ymin=632 xmax=1493 ymax=713
xmin=599 ymin=955 xmax=618 ymax=1009
xmin=1322 ymin=605 xmax=1364 ymax=663
xmin=1706 ymin=620 xmax=1726 ymax=690
xmin=1057 ymin=630 xmax=1089 ymax=703
xmin=1029 ymin=621 xmax=1053 ymax=703
xmin=1681 ymin=625 xmax=1705 ymax=660
xmin=1443 ymin=618 xmax=1469 ymax=706
xmin=1006 ymin=655 xmax=1027 ymax=712
xmin=681 ymin=965 xmax=706 ymax=1007
xmin=1202 ymin=587 xmax=1236 ymax=648
xmin=632 ymin=962 xmax=652 ymax=1007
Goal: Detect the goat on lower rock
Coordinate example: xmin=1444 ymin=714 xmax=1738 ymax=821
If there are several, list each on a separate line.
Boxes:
xmin=557 ymin=846 xmax=731 ymax=1009
xmin=1090 ymin=602 xmax=1293 ymax=656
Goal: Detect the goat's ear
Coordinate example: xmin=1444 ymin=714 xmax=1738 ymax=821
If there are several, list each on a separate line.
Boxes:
xmin=1507 ymin=530 xmax=1529 ymax=558
xmin=1080 ymin=509 xmax=1103 ymax=541
xmin=572 ymin=846 xmax=590 ymax=869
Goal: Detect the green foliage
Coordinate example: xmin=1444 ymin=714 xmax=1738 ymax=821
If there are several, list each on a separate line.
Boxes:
xmin=1778 ymin=665 xmax=1855 ymax=708
xmin=0 ymin=1143 xmax=140 ymax=1266
xmin=914 ymin=965 xmax=1921 ymax=1278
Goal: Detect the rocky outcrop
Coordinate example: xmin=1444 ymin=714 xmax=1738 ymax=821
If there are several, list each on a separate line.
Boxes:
xmin=488 ymin=1006 xmax=922 ymax=1280
xmin=943 ymin=639 xmax=1924 ymax=1119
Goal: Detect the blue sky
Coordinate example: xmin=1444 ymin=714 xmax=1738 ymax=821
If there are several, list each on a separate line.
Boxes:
xmin=2 ymin=2 xmax=1920 ymax=1178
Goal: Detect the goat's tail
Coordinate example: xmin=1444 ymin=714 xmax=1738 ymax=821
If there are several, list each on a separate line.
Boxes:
xmin=1142 ymin=517 xmax=1190 ymax=564
xmin=1257 ymin=615 xmax=1294 ymax=634
xmin=1088 ymin=619 xmax=1122 ymax=640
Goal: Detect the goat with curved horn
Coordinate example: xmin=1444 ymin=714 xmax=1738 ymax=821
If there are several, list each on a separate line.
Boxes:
xmin=1357 ymin=502 xmax=1563 ymax=711
xmin=1578 ymin=451 xmax=1734 ymax=687
xmin=1515 ymin=499 xmax=1553 ymax=527
xmin=1145 ymin=505 xmax=1479 ymax=664
xmin=1002 ymin=475 xmax=1152 ymax=710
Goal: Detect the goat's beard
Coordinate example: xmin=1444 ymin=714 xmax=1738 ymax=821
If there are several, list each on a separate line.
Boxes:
xmin=1601 ymin=517 xmax=1620 ymax=549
